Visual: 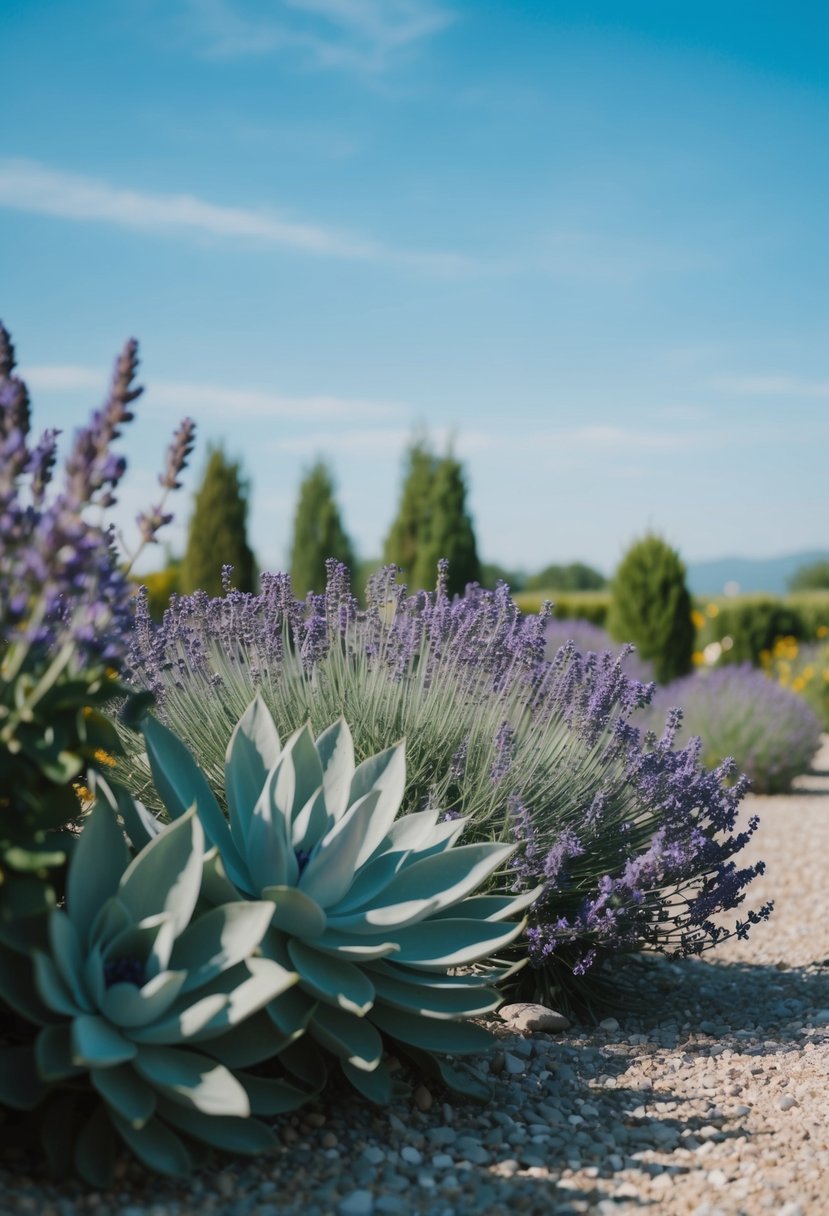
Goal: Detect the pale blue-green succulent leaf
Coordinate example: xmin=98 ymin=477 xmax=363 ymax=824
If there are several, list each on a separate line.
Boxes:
xmin=261 ymin=885 xmax=326 ymax=939
xmin=429 ymin=886 xmax=543 ymax=922
xmin=118 ymin=807 xmax=204 ymax=938
xmin=402 ymin=817 xmax=467 ymax=863
xmin=101 ymin=913 xmax=174 ymax=988
xmin=111 ymin=1113 xmax=192 ymax=1178
xmin=84 ymin=945 xmax=106 ymax=1010
xmin=134 ymin=1045 xmax=250 ymax=1117
xmin=366 ymin=968 xmax=502 ymax=1019
xmin=101 ymin=969 xmax=188 ymax=1029
xmin=326 ymin=850 xmax=409 ymax=917
xmin=91 ymin=1063 xmax=157 ymax=1128
xmin=104 ymin=775 xmax=163 ymax=851
xmin=341 ymin=1058 xmax=393 ymax=1105
xmin=67 ymin=794 xmax=130 ymax=951
xmin=129 ymin=993 xmax=229 ymax=1045
xmin=265 ymin=984 xmax=317 ymax=1038
xmin=48 ymin=909 xmax=93 ymax=1013
xmin=35 ymin=1023 xmax=86 ymax=1081
xmin=390 ymin=916 xmax=526 ymax=969
xmin=311 ymin=929 xmax=400 ymax=963
xmin=348 ymin=740 xmax=406 ymax=867
xmin=225 ymin=693 xmax=282 ymax=846
xmin=156 ymin=1095 xmax=278 ymax=1155
xmin=290 ymin=786 xmax=328 ymax=853
xmin=245 ymin=761 xmax=297 ymax=891
xmin=201 ymin=848 xmax=247 ymax=905
xmin=287 ymin=939 xmax=375 ymax=1016
xmin=187 ymin=958 xmax=299 ymax=1040
xmin=278 ymin=723 xmax=325 ymax=828
xmin=88 ymin=896 xmax=131 ymax=954
xmin=369 ymin=1004 xmax=494 ymax=1055
xmin=71 ymin=1014 xmax=138 ymax=1067
xmin=241 ymin=1070 xmax=321 ymax=1115
xmin=204 ymin=1010 xmax=296 ymax=1069
xmin=142 ymin=713 xmax=247 ymax=887
xmin=170 ymin=901 xmax=276 ymax=994
xmin=380 ymin=807 xmax=442 ymax=853
xmin=314 ymin=717 xmax=355 ymax=821
xmin=32 ymin=951 xmax=82 ymax=1017
xmin=310 ymin=1004 xmax=383 ymax=1071
xmin=298 ymin=788 xmax=381 ymax=907
xmin=278 ymin=1036 xmax=329 ymax=1089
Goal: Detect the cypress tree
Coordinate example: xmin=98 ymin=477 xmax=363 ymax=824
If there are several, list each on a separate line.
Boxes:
xmin=383 ymin=439 xmax=436 ymax=586
xmin=182 ymin=445 xmax=255 ymax=596
xmin=607 ymin=533 xmax=694 ymax=684
xmin=290 ymin=460 xmax=355 ymax=596
xmin=413 ymin=453 xmax=481 ymax=596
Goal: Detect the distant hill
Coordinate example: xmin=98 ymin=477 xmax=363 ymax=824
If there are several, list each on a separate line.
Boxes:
xmin=685 ymin=550 xmax=829 ymax=597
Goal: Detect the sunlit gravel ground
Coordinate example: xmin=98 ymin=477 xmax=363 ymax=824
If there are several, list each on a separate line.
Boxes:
xmin=2 ymin=740 xmax=828 ymax=1216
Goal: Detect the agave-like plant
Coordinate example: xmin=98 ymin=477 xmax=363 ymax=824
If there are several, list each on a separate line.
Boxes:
xmin=0 ymin=778 xmax=311 ymax=1184
xmin=140 ymin=696 xmax=537 ymax=1100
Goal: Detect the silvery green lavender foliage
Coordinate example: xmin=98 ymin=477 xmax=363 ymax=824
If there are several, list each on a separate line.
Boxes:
xmin=0 ymin=319 xmax=194 ymax=949
xmin=642 ymin=665 xmax=821 ymax=795
xmin=123 ymin=561 xmax=772 ymax=1006
xmin=138 ymin=697 xmax=534 ymax=1101
xmin=0 ymin=780 xmax=304 ymax=1184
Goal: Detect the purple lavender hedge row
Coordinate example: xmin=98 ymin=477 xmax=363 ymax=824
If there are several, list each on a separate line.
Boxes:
xmin=123 ymin=562 xmax=772 ymax=1007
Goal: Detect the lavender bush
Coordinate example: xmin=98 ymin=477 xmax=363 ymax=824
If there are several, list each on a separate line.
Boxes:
xmin=544 ymin=617 xmax=655 ymax=685
xmin=0 ymin=319 xmax=193 ymax=949
xmin=642 ymin=665 xmax=822 ymax=795
xmin=123 ymin=561 xmax=771 ymax=1006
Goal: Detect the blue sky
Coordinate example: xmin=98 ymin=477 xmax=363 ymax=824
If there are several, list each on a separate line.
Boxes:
xmin=3 ymin=0 xmax=828 ymax=577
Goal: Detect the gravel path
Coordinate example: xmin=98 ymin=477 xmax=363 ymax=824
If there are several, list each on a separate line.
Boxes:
xmin=3 ymin=739 xmax=828 ymax=1216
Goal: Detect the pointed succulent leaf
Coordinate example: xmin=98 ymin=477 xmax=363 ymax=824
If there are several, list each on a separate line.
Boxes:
xmin=277 ymin=723 xmax=325 ymax=828
xmin=134 ymin=1045 xmax=250 ymax=1117
xmin=101 ymin=969 xmax=188 ymax=1029
xmin=111 ymin=1112 xmax=192 ymax=1178
xmin=403 ymin=817 xmax=467 ymax=862
xmin=429 ymin=886 xmax=543 ymax=922
xmin=404 ymin=1047 xmax=492 ymax=1102
xmin=369 ymin=1003 xmax=494 ymax=1055
xmin=32 ymin=951 xmax=82 ymax=1017
xmin=186 ymin=958 xmax=299 ymax=1040
xmin=309 ymin=1004 xmax=383 ymax=1071
xmin=389 ymin=916 xmax=526 ymax=969
xmin=265 ymin=984 xmax=318 ymax=1039
xmin=203 ymin=1010 xmax=296 ymax=1069
xmin=67 ymin=795 xmax=130 ymax=950
xmin=341 ymin=1058 xmax=393 ymax=1105
xmin=118 ymin=807 xmax=204 ymax=938
xmin=310 ymin=929 xmax=400 ymax=963
xmin=91 ymin=1063 xmax=157 ymax=1128
xmin=278 ymin=1036 xmax=329 ymax=1090
xmin=331 ymin=843 xmax=516 ymax=933
xmin=240 ymin=1070 xmax=322 ymax=1115
xmin=298 ymin=788 xmax=381 ymax=907
xmin=142 ymin=713 xmax=247 ymax=886
xmin=84 ymin=945 xmax=106 ymax=1010
xmin=225 ymin=694 xmax=282 ymax=846
xmin=245 ymin=760 xmax=298 ymax=891
xmin=369 ymin=959 xmax=507 ymax=989
xmin=326 ymin=850 xmax=408 ymax=917
xmin=71 ymin=1014 xmax=138 ymax=1067
xmin=201 ymin=848 xmax=246 ymax=904
xmin=129 ymin=993 xmax=229 ymax=1045
xmin=287 ymin=939 xmax=375 ymax=1016
xmin=75 ymin=1104 xmax=119 ymax=1189
xmin=88 ymin=896 xmax=131 ymax=953
xmin=367 ymin=967 xmax=502 ymax=1019
xmin=261 ymin=885 xmax=326 ymax=939
xmin=348 ymin=740 xmax=407 ymax=867
xmin=290 ymin=786 xmax=329 ymax=853
xmin=102 ymin=913 xmax=174 ymax=987
xmin=314 ymin=717 xmax=355 ymax=820
xmin=170 ymin=901 xmax=276 ymax=994
xmin=35 ymin=1024 xmax=86 ymax=1082
xmin=380 ymin=807 xmax=442 ymax=853
xmin=114 ymin=787 xmax=164 ymax=852
xmin=48 ymin=909 xmax=93 ymax=1013
xmin=156 ymin=1095 xmax=278 ymax=1155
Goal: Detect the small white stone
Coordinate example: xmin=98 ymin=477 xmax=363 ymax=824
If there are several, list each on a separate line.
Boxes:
xmin=503 ymin=1051 xmax=526 ymax=1075
xmin=599 ymin=1017 xmax=620 ymax=1031
xmin=413 ymin=1085 xmax=433 ymax=1112
xmin=777 ymin=1094 xmax=798 ymax=1112
xmin=498 ymin=1002 xmax=571 ymax=1033
xmin=400 ymin=1146 xmax=422 ymax=1166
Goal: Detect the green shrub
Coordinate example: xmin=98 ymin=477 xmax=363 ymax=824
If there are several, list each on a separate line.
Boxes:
xmin=697 ymin=597 xmax=806 ymax=666
xmin=789 ymin=560 xmax=829 ymax=592
xmin=182 ymin=446 xmax=256 ymax=597
xmin=607 ymin=535 xmax=694 ymax=684
xmin=763 ymin=635 xmax=829 ymax=731
xmin=524 ymin=562 xmax=606 ymax=593
xmin=513 ymin=590 xmax=610 ymax=625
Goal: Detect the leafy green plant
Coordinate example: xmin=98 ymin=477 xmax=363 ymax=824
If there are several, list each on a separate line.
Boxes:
xmin=182 ymin=445 xmax=256 ymax=596
xmin=608 ymin=534 xmax=694 ymax=684
xmin=139 ymin=696 xmax=534 ymax=1101
xmin=697 ymin=597 xmax=805 ymax=666
xmin=0 ymin=780 xmax=304 ymax=1183
xmin=289 ymin=460 xmax=355 ymax=597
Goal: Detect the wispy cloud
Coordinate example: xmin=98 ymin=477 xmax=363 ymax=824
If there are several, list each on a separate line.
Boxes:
xmin=0 ymin=159 xmax=468 ymax=273
xmin=23 ymin=364 xmax=404 ymax=423
xmin=182 ymin=0 xmax=453 ymax=72
xmin=714 ymin=375 xmax=829 ymax=399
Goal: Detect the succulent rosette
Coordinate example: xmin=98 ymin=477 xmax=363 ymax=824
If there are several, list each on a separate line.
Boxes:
xmin=140 ymin=696 xmax=537 ymax=1100
xmin=0 ymin=778 xmax=309 ymax=1183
